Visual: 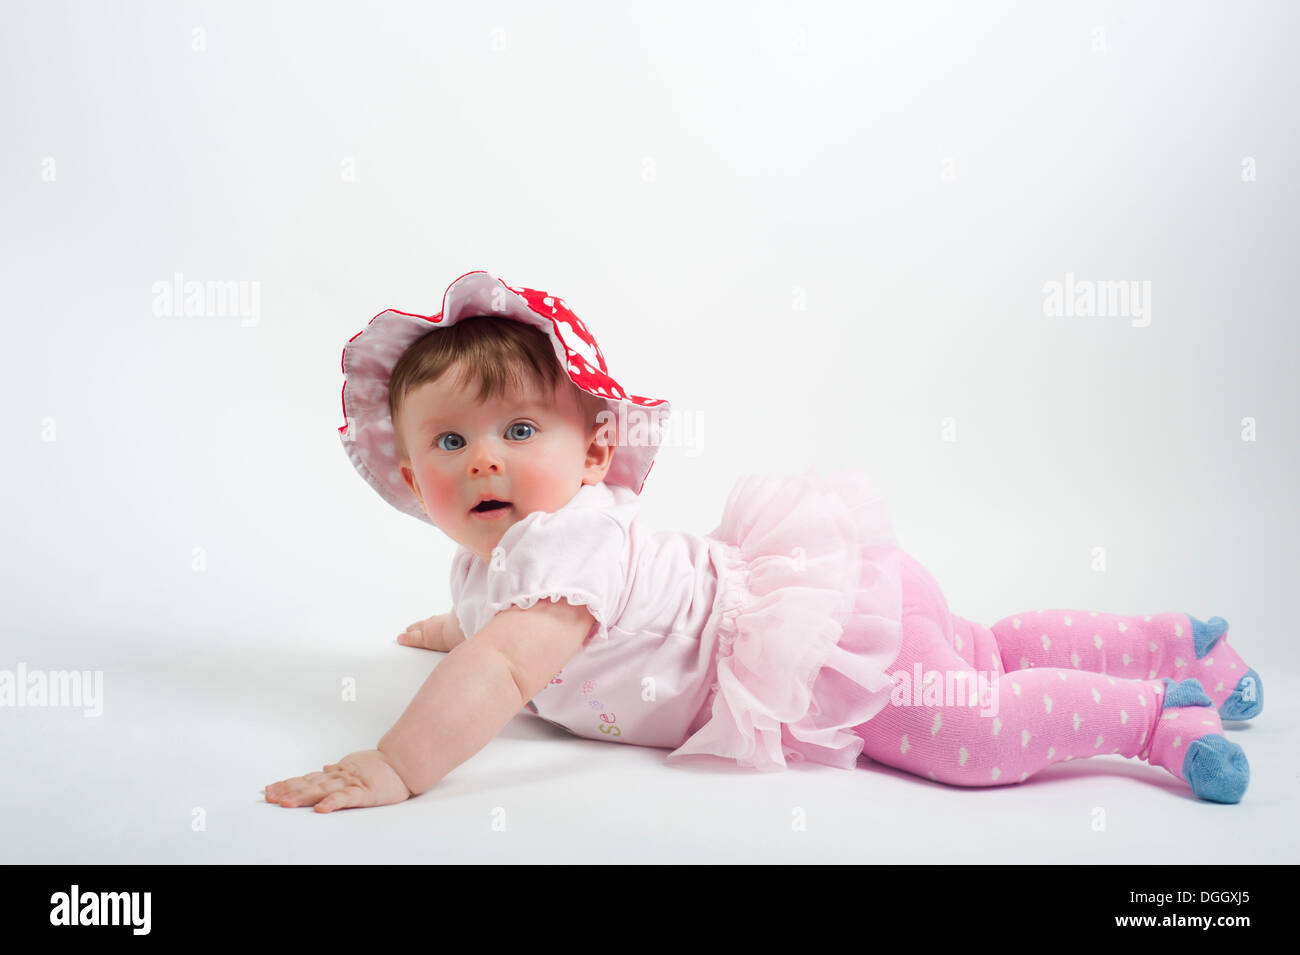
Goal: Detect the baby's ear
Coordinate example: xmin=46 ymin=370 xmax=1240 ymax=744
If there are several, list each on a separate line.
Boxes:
xmin=398 ymin=464 xmax=422 ymax=502
xmin=584 ymin=424 xmax=616 ymax=479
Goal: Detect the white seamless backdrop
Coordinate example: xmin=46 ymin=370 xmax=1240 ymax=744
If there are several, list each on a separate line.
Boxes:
xmin=1 ymin=0 xmax=1296 ymax=863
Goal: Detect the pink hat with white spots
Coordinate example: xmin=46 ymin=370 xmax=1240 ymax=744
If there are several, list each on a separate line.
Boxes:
xmin=338 ymin=270 xmax=671 ymax=524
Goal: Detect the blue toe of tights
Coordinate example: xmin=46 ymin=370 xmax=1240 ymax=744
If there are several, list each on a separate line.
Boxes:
xmin=1219 ymin=669 xmax=1263 ymax=721
xmin=1183 ymin=735 xmax=1249 ymax=804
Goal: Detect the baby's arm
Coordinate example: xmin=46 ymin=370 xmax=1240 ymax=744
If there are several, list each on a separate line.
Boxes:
xmin=379 ymin=598 xmax=595 ymax=795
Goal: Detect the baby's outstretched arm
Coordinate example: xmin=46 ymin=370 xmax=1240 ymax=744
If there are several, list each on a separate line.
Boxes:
xmin=265 ymin=598 xmax=595 ymax=812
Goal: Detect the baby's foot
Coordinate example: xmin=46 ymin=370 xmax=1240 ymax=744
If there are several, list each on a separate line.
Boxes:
xmin=1219 ymin=669 xmax=1263 ymax=721
xmin=1184 ymin=616 xmax=1263 ymax=721
xmin=1142 ymin=677 xmax=1249 ymax=804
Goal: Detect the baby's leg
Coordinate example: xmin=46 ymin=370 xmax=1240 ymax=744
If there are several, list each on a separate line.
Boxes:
xmin=853 ymin=555 xmax=1250 ymax=802
xmin=986 ymin=610 xmax=1262 ymax=720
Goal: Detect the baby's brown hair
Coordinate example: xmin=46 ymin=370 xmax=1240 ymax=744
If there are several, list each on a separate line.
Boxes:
xmin=388 ymin=315 xmax=609 ymax=462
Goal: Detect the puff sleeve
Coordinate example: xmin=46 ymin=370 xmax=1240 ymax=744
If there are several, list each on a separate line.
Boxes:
xmin=448 ymin=546 xmax=477 ymax=641
xmin=481 ymin=507 xmax=629 ymax=644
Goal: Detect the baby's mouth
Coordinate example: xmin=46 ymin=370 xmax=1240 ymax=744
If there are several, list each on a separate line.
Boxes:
xmin=471 ymin=499 xmax=512 ymax=513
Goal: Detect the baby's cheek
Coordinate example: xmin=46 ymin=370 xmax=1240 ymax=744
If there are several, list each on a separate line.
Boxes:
xmin=420 ymin=471 xmax=461 ymax=516
xmin=522 ymin=443 xmax=582 ymax=499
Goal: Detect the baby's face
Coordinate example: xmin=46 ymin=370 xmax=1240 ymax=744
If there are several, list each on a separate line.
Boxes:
xmin=397 ymin=372 xmax=611 ymax=561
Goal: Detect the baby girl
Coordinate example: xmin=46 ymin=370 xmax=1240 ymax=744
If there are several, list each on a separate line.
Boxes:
xmin=264 ymin=270 xmax=1261 ymax=812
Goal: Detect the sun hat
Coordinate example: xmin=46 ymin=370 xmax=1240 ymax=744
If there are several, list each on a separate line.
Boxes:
xmin=338 ymin=270 xmax=671 ymax=524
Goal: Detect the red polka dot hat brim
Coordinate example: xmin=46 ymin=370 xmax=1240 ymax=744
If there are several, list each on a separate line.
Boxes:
xmin=338 ymin=270 xmax=671 ymax=524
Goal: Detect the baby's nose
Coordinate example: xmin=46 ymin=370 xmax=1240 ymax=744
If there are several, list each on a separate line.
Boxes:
xmin=469 ymin=449 xmax=502 ymax=473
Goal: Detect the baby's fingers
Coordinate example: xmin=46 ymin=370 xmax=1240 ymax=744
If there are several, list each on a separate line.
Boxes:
xmin=265 ymin=771 xmax=340 ymax=808
xmin=314 ymin=785 xmax=373 ymax=813
xmin=397 ymin=619 xmax=439 ymax=650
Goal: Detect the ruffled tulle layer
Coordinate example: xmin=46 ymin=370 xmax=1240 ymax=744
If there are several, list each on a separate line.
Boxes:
xmin=665 ymin=469 xmax=904 ymax=772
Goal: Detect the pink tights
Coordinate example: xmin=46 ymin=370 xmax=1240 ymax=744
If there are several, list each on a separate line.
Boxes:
xmin=852 ymin=553 xmax=1257 ymax=802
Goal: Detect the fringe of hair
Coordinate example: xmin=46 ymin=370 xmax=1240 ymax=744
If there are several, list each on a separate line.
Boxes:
xmin=388 ymin=315 xmax=608 ymax=460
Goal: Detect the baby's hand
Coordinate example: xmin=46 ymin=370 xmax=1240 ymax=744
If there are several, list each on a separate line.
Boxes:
xmin=264 ymin=750 xmax=411 ymax=813
xmin=397 ymin=613 xmax=450 ymax=651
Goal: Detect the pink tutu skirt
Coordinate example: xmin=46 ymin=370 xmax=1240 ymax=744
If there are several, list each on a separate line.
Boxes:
xmin=665 ymin=469 xmax=905 ymax=772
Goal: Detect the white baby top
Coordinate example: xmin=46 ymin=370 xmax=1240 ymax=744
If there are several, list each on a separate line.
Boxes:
xmin=449 ymin=480 xmax=723 ymax=749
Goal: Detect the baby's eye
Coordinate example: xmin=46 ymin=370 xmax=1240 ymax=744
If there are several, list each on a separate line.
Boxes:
xmin=506 ymin=422 xmax=535 ymax=440
xmin=435 ymin=433 xmax=465 ymax=451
